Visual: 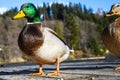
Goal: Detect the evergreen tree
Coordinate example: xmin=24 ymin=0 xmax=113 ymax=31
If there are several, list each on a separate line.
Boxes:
xmin=57 ymin=4 xmax=64 ymax=20
xmin=43 ymin=3 xmax=49 ymax=20
xmin=51 ymin=3 xmax=58 ymax=19
xmin=54 ymin=21 xmax=64 ymax=39
xmin=64 ymin=13 xmax=79 ymax=49
xmin=51 ymin=3 xmax=64 ymax=20
xmin=37 ymin=6 xmax=42 ymax=16
xmin=3 ymin=7 xmax=18 ymax=17
xmin=68 ymin=2 xmax=74 ymax=13
xmin=47 ymin=4 xmax=51 ymax=19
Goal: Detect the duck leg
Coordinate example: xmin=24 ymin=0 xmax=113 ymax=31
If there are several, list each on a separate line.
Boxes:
xmin=115 ymin=67 xmax=120 ymax=70
xmin=29 ymin=64 xmax=44 ymax=76
xmin=47 ymin=58 xmax=60 ymax=76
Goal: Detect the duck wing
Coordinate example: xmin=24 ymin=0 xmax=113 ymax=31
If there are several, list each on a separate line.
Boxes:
xmin=45 ymin=28 xmax=67 ymax=45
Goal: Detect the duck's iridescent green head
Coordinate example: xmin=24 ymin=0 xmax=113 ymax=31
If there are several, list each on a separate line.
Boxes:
xmin=12 ymin=3 xmax=41 ymax=22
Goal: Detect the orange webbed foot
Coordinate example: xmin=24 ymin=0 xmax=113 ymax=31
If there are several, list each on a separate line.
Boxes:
xmin=29 ymin=64 xmax=45 ymax=76
xmin=28 ymin=71 xmax=45 ymax=76
xmin=47 ymin=71 xmax=60 ymax=76
xmin=47 ymin=58 xmax=60 ymax=76
xmin=115 ymin=67 xmax=120 ymax=71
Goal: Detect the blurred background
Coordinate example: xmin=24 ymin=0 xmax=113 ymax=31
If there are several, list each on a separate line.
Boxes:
xmin=0 ymin=0 xmax=119 ymax=63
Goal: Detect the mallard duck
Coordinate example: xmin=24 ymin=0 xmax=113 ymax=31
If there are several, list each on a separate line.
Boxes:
xmin=102 ymin=3 xmax=120 ymax=70
xmin=12 ymin=3 xmax=71 ymax=76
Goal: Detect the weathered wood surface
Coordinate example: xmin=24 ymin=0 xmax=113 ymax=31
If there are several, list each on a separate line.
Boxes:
xmin=0 ymin=55 xmax=120 ymax=80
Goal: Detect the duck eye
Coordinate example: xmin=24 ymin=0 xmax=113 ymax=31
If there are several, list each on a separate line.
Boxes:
xmin=117 ymin=5 xmax=120 ymax=7
xmin=25 ymin=6 xmax=29 ymax=8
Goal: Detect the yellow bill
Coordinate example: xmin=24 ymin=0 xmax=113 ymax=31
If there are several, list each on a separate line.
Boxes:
xmin=106 ymin=13 xmax=116 ymax=17
xmin=12 ymin=10 xmax=25 ymax=19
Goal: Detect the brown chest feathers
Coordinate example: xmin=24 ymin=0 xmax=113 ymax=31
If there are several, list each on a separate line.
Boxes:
xmin=18 ymin=23 xmax=44 ymax=55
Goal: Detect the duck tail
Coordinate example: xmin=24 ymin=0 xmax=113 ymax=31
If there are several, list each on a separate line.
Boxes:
xmin=69 ymin=49 xmax=74 ymax=53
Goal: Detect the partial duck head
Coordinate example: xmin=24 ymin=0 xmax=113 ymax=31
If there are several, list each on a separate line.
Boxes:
xmin=106 ymin=3 xmax=120 ymax=17
xmin=12 ymin=3 xmax=41 ymax=22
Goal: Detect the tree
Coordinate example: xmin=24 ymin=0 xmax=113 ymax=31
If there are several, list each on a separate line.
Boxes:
xmin=51 ymin=3 xmax=64 ymax=20
xmin=64 ymin=13 xmax=79 ymax=49
xmin=47 ymin=4 xmax=51 ymax=19
xmin=3 ymin=7 xmax=18 ymax=17
xmin=51 ymin=3 xmax=57 ymax=19
xmin=43 ymin=3 xmax=49 ymax=20
xmin=54 ymin=21 xmax=64 ymax=39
